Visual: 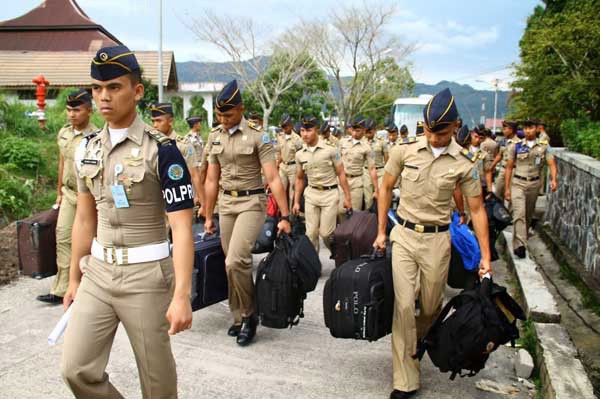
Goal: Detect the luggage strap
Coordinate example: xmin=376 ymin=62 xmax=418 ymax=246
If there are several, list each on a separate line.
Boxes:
xmin=91 ymin=239 xmax=170 ymax=265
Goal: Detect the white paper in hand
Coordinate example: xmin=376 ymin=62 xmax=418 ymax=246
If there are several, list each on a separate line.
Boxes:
xmin=48 ymin=305 xmax=73 ymax=345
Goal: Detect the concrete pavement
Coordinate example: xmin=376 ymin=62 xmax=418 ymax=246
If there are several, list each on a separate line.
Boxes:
xmin=0 ymin=245 xmax=531 ymax=399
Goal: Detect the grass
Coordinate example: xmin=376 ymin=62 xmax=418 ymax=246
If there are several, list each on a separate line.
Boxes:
xmin=517 ymin=319 xmax=543 ymax=399
xmin=558 ymin=261 xmax=600 ymax=318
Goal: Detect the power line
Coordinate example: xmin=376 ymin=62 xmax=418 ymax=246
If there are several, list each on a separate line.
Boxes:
xmin=450 ymin=65 xmax=514 ymax=84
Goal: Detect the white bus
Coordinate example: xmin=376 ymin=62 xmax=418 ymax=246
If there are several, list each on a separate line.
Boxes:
xmin=391 ymin=94 xmax=433 ymax=136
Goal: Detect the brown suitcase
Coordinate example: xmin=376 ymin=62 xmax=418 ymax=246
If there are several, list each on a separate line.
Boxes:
xmin=17 ymin=209 xmax=59 ymax=278
xmin=332 ymin=210 xmax=378 ymax=267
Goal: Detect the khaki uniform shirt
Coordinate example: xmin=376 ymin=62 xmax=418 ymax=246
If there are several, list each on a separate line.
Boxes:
xmin=169 ymin=131 xmax=198 ymax=171
xmin=385 ymin=136 xmax=481 ymax=225
xmin=58 ymin=122 xmax=97 ymax=202
xmin=538 ymin=131 xmax=550 ymax=142
xmin=507 ymin=139 xmax=553 ymax=180
xmin=277 ymin=132 xmax=303 ymax=164
xmin=76 ymin=115 xmax=194 ymax=248
xmin=498 ymin=136 xmax=518 ymax=169
xmin=471 ymin=148 xmax=491 ymax=187
xmin=295 ymin=139 xmax=341 ymax=188
xmin=481 ymin=137 xmax=499 ymax=166
xmin=340 ymin=136 xmax=374 ymax=177
xmin=367 ymin=137 xmax=388 ymax=169
xmin=186 ymin=131 xmax=204 ymax=168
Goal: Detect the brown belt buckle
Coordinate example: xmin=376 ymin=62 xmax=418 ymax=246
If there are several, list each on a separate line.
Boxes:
xmin=415 ymin=224 xmax=425 ymax=233
xmin=317 ymin=186 xmax=324 ymax=191
xmin=230 ymin=190 xmax=238 ymax=197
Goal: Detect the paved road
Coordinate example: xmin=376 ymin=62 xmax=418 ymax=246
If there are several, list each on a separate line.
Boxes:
xmin=0 ymin=244 xmax=530 ymax=398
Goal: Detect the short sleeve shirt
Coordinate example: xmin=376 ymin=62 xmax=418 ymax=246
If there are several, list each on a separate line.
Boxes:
xmin=277 ymin=132 xmax=303 ymax=163
xmin=340 ymin=136 xmax=375 ymax=176
xmin=295 ymin=139 xmax=341 ymax=187
xmin=57 ymin=122 xmax=97 ymax=194
xmin=507 ymin=139 xmax=553 ymax=179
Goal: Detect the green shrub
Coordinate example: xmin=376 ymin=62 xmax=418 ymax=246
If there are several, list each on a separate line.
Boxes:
xmin=0 ymin=168 xmax=34 ymax=220
xmin=561 ymin=116 xmax=600 ymax=160
xmin=0 ymin=136 xmax=41 ymax=171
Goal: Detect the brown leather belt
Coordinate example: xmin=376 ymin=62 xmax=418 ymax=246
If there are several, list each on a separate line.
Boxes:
xmin=397 ymin=216 xmax=449 ymax=233
xmin=284 ymin=160 xmax=296 ymax=165
xmin=346 ymin=173 xmax=362 ymax=178
xmin=223 ymin=188 xmax=265 ymax=197
xmin=309 ymin=184 xmax=338 ymax=191
xmin=513 ymin=174 xmax=540 ymax=182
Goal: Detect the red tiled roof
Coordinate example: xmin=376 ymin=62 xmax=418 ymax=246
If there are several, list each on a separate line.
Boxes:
xmin=0 ymin=0 xmax=121 ymax=51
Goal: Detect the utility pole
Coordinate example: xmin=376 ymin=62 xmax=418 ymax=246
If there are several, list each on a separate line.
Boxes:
xmin=492 ymin=78 xmax=499 ymax=134
xmin=158 ymin=0 xmax=164 ymax=102
xmin=480 ymin=97 xmax=486 ymax=125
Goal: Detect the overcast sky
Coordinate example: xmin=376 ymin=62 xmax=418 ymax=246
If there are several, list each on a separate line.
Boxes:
xmin=1 ymin=0 xmax=541 ymax=90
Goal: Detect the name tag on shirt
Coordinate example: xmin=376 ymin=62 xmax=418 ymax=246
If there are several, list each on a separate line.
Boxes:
xmin=111 ymin=185 xmax=130 ymax=208
xmin=535 ymin=156 xmax=541 ymax=166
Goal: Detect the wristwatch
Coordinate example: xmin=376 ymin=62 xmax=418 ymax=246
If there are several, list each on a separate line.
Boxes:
xmin=280 ymin=215 xmax=291 ymax=222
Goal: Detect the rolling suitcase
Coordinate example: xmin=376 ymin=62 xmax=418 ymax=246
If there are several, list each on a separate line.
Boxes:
xmin=323 ymin=253 xmax=394 ymax=341
xmin=17 ymin=209 xmax=59 ymax=278
xmin=332 ymin=210 xmax=378 ymax=267
xmin=190 ymin=222 xmax=228 ymax=311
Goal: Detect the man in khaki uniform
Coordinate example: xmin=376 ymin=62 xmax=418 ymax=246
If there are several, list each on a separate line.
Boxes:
xmin=319 ymin=120 xmax=339 ymax=147
xmin=61 ymin=45 xmax=194 ymax=399
xmin=491 ymin=120 xmax=518 ymax=201
xmin=505 ymin=119 xmax=558 ymax=258
xmin=292 ymin=115 xmax=352 ymax=251
xmin=339 ymin=116 xmax=379 ymax=212
xmin=363 ymin=118 xmax=388 ymax=209
xmin=186 ymin=116 xmax=205 ymax=206
xmin=204 ymin=80 xmax=291 ymax=346
xmin=150 ymin=103 xmax=202 ymax=207
xmin=536 ymin=118 xmax=550 ymax=142
xmin=468 ymin=127 xmax=494 ymax=192
xmin=374 ymin=89 xmax=492 ymax=399
xmin=386 ymin=123 xmax=399 ymax=145
xmin=37 ymin=89 xmax=97 ymax=305
xmin=277 ymin=114 xmax=302 ymax=205
xmin=481 ymin=128 xmax=499 ymax=164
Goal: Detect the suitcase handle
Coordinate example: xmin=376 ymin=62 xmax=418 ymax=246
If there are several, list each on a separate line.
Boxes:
xmin=361 ymin=248 xmax=385 ymax=260
xmin=31 ymin=222 xmax=40 ymax=250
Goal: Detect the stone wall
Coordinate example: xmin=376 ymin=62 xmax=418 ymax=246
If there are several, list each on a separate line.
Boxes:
xmin=545 ymin=149 xmax=600 ymax=282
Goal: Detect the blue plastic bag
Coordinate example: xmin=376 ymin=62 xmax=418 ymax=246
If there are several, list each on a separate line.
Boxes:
xmin=450 ymin=212 xmax=481 ymax=271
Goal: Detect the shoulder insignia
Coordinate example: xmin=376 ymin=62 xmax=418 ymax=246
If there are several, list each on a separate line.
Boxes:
xmin=399 ymin=137 xmax=417 ymax=145
xmin=538 ymin=139 xmax=548 ymax=145
xmin=460 ymin=148 xmax=476 ymax=162
xmin=145 ymin=128 xmax=172 ymax=146
xmin=248 ymin=121 xmax=262 ymax=131
xmin=211 ymin=126 xmax=220 ymax=132
xmin=62 ymin=123 xmax=72 ymax=129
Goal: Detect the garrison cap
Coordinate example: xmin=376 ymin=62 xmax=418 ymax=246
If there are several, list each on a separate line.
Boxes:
xmin=520 ymin=117 xmax=536 ymax=127
xmin=150 ymin=102 xmax=174 ymax=117
xmin=472 ymin=126 xmax=485 ymax=137
xmin=456 ymin=125 xmax=470 ymax=146
xmin=537 ymin=119 xmax=546 ymax=127
xmin=91 ymin=45 xmax=140 ymax=81
xmin=416 ymin=121 xmax=425 ymax=136
xmin=301 ymin=115 xmax=318 ymax=129
xmin=351 ymin=116 xmax=367 ymax=129
xmin=399 ymin=124 xmax=408 ymax=134
xmin=386 ymin=123 xmax=399 ymax=133
xmin=293 ymin=121 xmax=302 ymax=133
xmin=366 ymin=118 xmax=377 ymax=130
xmin=502 ymin=120 xmax=518 ymax=130
xmin=280 ymin=113 xmax=292 ymax=127
xmin=215 ymin=80 xmax=242 ymax=112
xmin=423 ymin=88 xmax=458 ymax=133
xmin=66 ymin=89 xmax=91 ymax=107
xmin=319 ymin=121 xmax=331 ymax=134
xmin=248 ymin=111 xmax=262 ymax=120
xmin=186 ymin=116 xmax=202 ymax=128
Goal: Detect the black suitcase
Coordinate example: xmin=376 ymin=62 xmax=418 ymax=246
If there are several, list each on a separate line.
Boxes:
xmin=17 ymin=209 xmax=59 ymax=278
xmin=332 ymin=210 xmax=378 ymax=267
xmin=251 ymin=215 xmax=277 ymax=254
xmin=323 ymin=253 xmax=394 ymax=341
xmin=190 ymin=223 xmax=228 ymax=311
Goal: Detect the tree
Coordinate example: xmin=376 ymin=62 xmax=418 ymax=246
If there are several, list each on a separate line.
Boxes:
xmin=185 ymin=11 xmax=316 ymax=127
xmin=138 ymin=71 xmax=158 ymax=117
xmin=511 ymin=1 xmax=600 ymax=134
xmin=305 ymin=2 xmax=414 ymax=126
xmin=188 ymin=96 xmax=208 ymax=121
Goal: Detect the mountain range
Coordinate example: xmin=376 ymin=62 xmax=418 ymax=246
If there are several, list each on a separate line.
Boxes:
xmin=176 ymin=61 xmax=512 ymax=124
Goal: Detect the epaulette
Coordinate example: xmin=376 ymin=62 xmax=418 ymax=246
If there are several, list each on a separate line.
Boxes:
xmin=211 ymin=126 xmax=220 ymax=132
xmin=145 ymin=128 xmax=172 ymax=146
xmin=83 ymin=129 xmax=100 ymax=147
xmin=538 ymin=139 xmax=549 ymax=145
xmin=460 ymin=148 xmax=477 ymax=162
xmin=325 ymin=139 xmax=336 ymax=147
xmin=62 ymin=123 xmax=72 ymax=129
xmin=398 ymin=137 xmax=417 ymax=145
xmin=248 ymin=121 xmax=262 ymax=132
xmin=175 ymin=135 xmax=187 ymax=143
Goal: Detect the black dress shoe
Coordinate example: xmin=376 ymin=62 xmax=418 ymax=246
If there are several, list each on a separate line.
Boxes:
xmin=236 ymin=314 xmax=258 ymax=346
xmin=36 ymin=294 xmax=63 ymax=304
xmin=389 ymin=389 xmax=417 ymax=399
xmin=227 ymin=324 xmax=241 ymax=337
xmin=514 ymin=246 xmax=526 ymax=259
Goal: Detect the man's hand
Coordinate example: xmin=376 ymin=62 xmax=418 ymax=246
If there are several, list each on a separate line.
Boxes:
xmin=373 ymin=233 xmax=387 ymax=251
xmin=343 ymin=197 xmax=352 ymax=211
xmin=458 ymin=215 xmax=466 ymax=225
xmin=204 ymin=218 xmax=216 ymax=235
xmin=197 ymin=206 xmax=206 ymax=219
xmin=292 ymin=202 xmax=301 ymax=216
xmin=550 ymin=179 xmax=558 ymax=192
xmin=166 ymin=296 xmax=193 ymax=335
xmin=63 ymin=282 xmax=79 ymax=311
xmin=504 ymin=189 xmax=511 ymax=202
xmin=372 ymin=190 xmax=378 ymax=200
xmin=479 ymin=258 xmax=493 ymax=278
xmin=194 ymin=195 xmax=201 ymax=207
xmin=277 ymin=219 xmax=291 ymax=235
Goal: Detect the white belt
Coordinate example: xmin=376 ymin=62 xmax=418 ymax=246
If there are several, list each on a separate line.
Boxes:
xmin=91 ymin=239 xmax=170 ymax=265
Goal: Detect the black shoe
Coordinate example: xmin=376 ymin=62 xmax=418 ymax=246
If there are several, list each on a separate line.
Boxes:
xmin=514 ymin=246 xmax=526 ymax=259
xmin=36 ymin=293 xmax=63 ymax=304
xmin=227 ymin=324 xmax=241 ymax=337
xmin=390 ymin=390 xmax=417 ymax=399
xmin=236 ymin=314 xmax=258 ymax=346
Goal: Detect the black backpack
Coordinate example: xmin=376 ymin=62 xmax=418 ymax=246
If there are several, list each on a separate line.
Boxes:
xmin=288 ymin=234 xmax=321 ymax=293
xmin=416 ymin=277 xmax=526 ymax=380
xmin=255 ymin=235 xmax=306 ymax=329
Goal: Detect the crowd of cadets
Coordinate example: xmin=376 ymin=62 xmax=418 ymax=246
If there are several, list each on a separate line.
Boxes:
xmin=39 ymin=44 xmax=559 ymax=399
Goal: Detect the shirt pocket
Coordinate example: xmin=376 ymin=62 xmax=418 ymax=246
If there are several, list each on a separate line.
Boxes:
xmin=79 ymin=163 xmax=103 ymax=198
xmin=117 ymin=164 xmax=146 ymax=201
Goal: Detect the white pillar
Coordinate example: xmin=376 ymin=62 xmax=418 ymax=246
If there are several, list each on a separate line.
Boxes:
xmin=202 ymin=93 xmax=213 ymax=128
xmin=182 ymin=93 xmax=192 ymax=119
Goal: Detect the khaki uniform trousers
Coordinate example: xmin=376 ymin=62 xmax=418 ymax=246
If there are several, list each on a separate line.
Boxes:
xmin=61 ymin=255 xmax=177 ymax=399
xmin=51 ymin=186 xmax=77 ymax=297
xmin=278 ymin=163 xmax=297 ymax=206
xmin=304 ymin=187 xmax=338 ymax=252
xmin=363 ymin=168 xmax=384 ymax=210
xmin=511 ymin=179 xmax=540 ymax=250
xmin=389 ymin=225 xmax=451 ymax=392
xmin=219 ymin=199 xmax=265 ymax=323
xmin=339 ymin=175 xmax=364 ymax=216
xmin=494 ymin=167 xmax=507 ymax=201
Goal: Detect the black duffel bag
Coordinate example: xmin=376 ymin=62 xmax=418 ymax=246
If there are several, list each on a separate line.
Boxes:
xmin=251 ymin=216 xmax=278 ymax=254
xmin=288 ymin=234 xmax=321 ymax=293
